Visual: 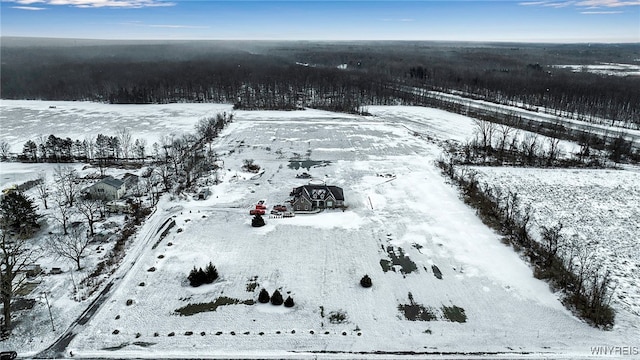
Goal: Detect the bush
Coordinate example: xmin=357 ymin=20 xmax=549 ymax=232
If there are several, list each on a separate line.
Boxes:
xmin=284 ymin=296 xmax=295 ymax=308
xmin=188 ymin=262 xmax=219 ymax=287
xmin=271 ymin=290 xmax=284 ymax=305
xmin=329 ymin=311 xmax=347 ymax=324
xmin=188 ymin=266 xmax=206 ymax=287
xmin=205 ymin=262 xmax=219 ymax=282
xmin=252 ymin=214 xmax=265 ymax=227
xmin=360 ymin=274 xmax=372 ymax=288
xmin=258 ymin=288 xmax=270 ymax=303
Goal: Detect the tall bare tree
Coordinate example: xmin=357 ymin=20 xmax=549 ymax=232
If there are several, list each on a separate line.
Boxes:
xmin=35 ymin=173 xmax=50 ymax=210
xmin=133 ymin=138 xmax=147 ymax=160
xmin=1 ymin=219 xmax=40 ymax=332
xmin=75 ymin=197 xmax=101 ymax=237
xmin=547 ymin=137 xmax=561 ymax=165
xmin=0 ymin=140 xmax=10 ymax=160
xmin=117 ymin=127 xmax=133 ymax=160
xmin=496 ymin=124 xmax=514 ymax=161
xmin=47 ymin=226 xmax=90 ymax=271
xmin=52 ymin=194 xmax=73 ymax=236
xmin=473 ymin=119 xmax=496 ymax=151
xmin=53 ymin=166 xmax=80 ymax=207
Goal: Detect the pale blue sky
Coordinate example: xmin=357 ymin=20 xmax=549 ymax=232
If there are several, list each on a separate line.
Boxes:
xmin=1 ymin=0 xmax=639 ymax=42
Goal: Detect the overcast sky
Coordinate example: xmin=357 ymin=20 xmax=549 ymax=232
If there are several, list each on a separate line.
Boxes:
xmin=1 ymin=0 xmax=639 ymax=43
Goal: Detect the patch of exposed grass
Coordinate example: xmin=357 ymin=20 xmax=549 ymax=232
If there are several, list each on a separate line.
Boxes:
xmin=432 ymin=265 xmax=443 ymax=279
xmin=328 ymin=311 xmax=348 ymax=324
xmin=246 ymin=276 xmax=259 ymax=292
xmin=380 ymin=246 xmax=418 ymax=274
xmin=380 ymin=259 xmax=392 ymax=272
xmin=102 ymin=343 xmax=129 ymax=351
xmin=175 ymin=297 xmax=255 ymax=316
xmin=442 ymin=305 xmax=467 ymax=323
xmin=288 ymin=159 xmax=332 ymax=170
xmin=132 ymin=341 xmax=156 ymax=348
xmin=398 ymin=292 xmax=437 ymax=321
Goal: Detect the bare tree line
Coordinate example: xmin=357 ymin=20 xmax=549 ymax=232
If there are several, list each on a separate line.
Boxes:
xmin=436 ymin=160 xmax=616 ymax=327
xmin=444 ymin=119 xmax=617 ymax=168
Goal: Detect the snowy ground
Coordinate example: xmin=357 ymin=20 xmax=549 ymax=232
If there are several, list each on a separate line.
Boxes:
xmin=473 ymin=167 xmax=640 ymax=324
xmin=1 ymin=101 xmax=638 ymax=358
xmin=0 ymin=100 xmax=234 ymax=153
xmin=553 ymin=63 xmax=640 ymax=77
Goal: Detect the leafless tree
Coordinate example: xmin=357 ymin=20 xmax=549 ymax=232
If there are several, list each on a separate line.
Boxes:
xmin=0 ymin=140 xmax=10 ymax=160
xmin=575 ymin=243 xmax=595 ymax=296
xmin=546 ymin=137 xmax=561 ymax=166
xmin=75 ymin=196 xmax=102 ymax=236
xmin=133 ymin=138 xmax=147 ymax=160
xmin=35 ymin=173 xmax=50 ymax=210
xmin=52 ymin=194 xmax=73 ymax=236
xmin=520 ymin=133 xmax=539 ymax=165
xmin=83 ymin=135 xmax=95 ymax=160
xmin=53 ymin=166 xmax=80 ymax=207
xmin=47 ymin=226 xmax=91 ymax=271
xmin=541 ymin=223 xmax=564 ymax=266
xmin=496 ymin=124 xmax=514 ymax=161
xmin=117 ymin=127 xmax=133 ymax=160
xmin=0 ymin=224 xmax=40 ymax=332
xmin=473 ymin=119 xmax=496 ymax=151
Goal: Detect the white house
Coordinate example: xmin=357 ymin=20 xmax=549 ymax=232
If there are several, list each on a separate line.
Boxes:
xmin=87 ymin=177 xmax=126 ymax=201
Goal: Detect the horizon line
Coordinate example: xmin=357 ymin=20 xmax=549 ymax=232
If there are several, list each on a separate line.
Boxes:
xmin=2 ymin=36 xmax=639 ymax=45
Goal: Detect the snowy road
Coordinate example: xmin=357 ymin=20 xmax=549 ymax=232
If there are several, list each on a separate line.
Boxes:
xmin=396 ymin=86 xmax=640 ymax=147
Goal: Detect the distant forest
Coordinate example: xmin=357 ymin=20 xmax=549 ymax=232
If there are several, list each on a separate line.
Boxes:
xmin=1 ymin=38 xmax=639 ymax=123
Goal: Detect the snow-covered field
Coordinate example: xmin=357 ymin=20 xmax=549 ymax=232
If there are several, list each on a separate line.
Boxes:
xmin=1 ymin=101 xmax=638 ymax=358
xmin=474 ymin=167 xmax=640 ymax=323
xmin=553 ymin=63 xmax=640 ymax=77
xmin=0 ymin=100 xmax=233 ymax=153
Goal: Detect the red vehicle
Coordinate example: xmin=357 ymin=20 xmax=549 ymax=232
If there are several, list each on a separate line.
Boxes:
xmin=273 ymin=205 xmax=287 ymax=212
xmin=249 ymin=209 xmax=265 ymax=215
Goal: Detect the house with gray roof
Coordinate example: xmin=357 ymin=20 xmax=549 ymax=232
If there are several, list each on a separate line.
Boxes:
xmin=290 ymin=184 xmax=344 ymax=211
xmin=86 ymin=176 xmax=126 ymax=200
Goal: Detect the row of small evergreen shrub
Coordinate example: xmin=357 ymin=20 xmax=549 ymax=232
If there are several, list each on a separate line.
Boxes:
xmin=258 ymin=289 xmax=294 ymax=307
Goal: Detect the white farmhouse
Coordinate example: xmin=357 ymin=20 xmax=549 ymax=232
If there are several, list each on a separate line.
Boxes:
xmin=87 ymin=177 xmax=126 ymax=201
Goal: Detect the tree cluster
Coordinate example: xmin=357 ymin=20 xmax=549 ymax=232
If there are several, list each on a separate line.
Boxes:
xmin=187 ymin=262 xmax=219 ymax=287
xmin=17 ymin=131 xmax=144 ymax=164
xmin=0 ymin=190 xmax=41 ymax=332
xmin=152 ymin=112 xmax=232 ymax=193
xmin=0 ymin=190 xmax=41 ymax=238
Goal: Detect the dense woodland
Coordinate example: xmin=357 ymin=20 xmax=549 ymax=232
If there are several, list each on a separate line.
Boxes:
xmin=1 ymin=38 xmax=639 ymax=123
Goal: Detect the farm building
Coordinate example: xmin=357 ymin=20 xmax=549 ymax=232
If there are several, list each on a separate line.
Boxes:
xmin=290 ymin=184 xmax=344 ymax=211
xmin=86 ymin=177 xmax=126 ymax=201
